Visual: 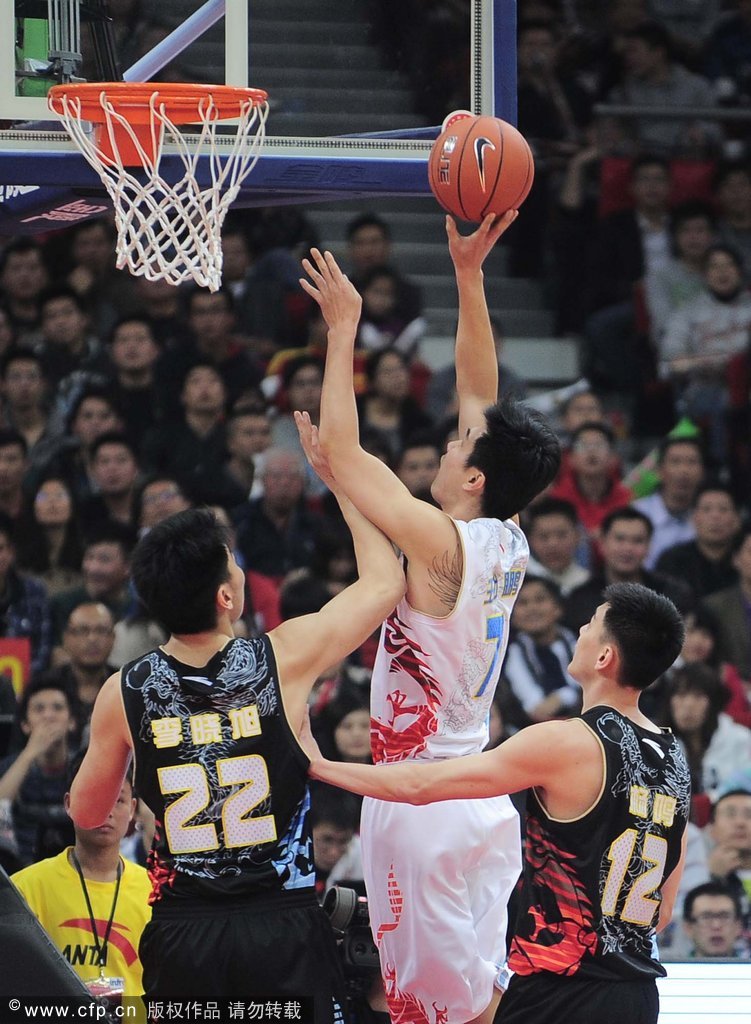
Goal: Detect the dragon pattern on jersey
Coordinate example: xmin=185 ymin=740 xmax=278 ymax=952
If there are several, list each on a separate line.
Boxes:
xmin=370 ymin=614 xmax=443 ymax=763
xmin=508 ymin=815 xmax=598 ymax=976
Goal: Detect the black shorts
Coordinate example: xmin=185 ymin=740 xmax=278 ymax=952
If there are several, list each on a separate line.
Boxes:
xmin=140 ymin=888 xmax=345 ymax=1023
xmin=498 ymin=971 xmax=659 ymax=1024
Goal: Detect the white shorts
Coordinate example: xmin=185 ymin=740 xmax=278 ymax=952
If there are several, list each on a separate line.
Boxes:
xmin=361 ymin=793 xmax=521 ymax=1024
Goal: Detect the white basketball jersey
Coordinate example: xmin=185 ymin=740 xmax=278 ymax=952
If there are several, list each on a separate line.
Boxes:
xmin=370 ymin=516 xmax=528 ymax=763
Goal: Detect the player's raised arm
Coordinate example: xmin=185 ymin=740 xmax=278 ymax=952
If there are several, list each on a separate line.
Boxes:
xmin=448 ymin=210 xmax=517 ymax=436
xmin=299 ymin=247 xmax=362 ymax=469
xmin=268 ymin=415 xmax=406 ymax=728
xmin=299 ymin=248 xmax=458 ymax=563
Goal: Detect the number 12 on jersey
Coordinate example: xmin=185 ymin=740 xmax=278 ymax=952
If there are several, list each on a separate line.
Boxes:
xmin=602 ymin=828 xmax=668 ymax=926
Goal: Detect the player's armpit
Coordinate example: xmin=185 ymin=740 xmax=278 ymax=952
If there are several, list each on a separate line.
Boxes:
xmin=69 ymin=672 xmax=133 ymax=829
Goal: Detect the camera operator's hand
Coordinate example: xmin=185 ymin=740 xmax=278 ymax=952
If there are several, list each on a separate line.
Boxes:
xmin=298 ymin=708 xmax=325 ymax=770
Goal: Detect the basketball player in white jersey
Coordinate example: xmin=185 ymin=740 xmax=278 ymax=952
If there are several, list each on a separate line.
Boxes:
xmin=297 ymin=212 xmax=561 ymax=1024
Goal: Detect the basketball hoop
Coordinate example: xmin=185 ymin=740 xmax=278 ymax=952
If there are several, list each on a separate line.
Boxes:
xmin=48 ymin=82 xmax=269 ymax=291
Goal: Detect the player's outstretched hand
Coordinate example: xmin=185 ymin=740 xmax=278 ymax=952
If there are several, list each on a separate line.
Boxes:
xmin=446 ymin=209 xmax=518 ymax=272
xmin=298 ymin=707 xmax=325 ymax=771
xmin=300 ymin=248 xmax=362 ymax=337
xmin=294 ymin=410 xmax=337 ymax=490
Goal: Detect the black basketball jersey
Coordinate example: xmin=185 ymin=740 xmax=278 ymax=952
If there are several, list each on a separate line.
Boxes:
xmin=120 ymin=636 xmax=314 ymax=903
xmin=508 ymin=706 xmax=691 ymax=981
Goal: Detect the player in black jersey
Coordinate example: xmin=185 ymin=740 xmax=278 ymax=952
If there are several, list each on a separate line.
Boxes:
xmin=300 ymin=583 xmax=691 ymax=1024
xmin=68 ymin=496 xmax=404 ymax=1017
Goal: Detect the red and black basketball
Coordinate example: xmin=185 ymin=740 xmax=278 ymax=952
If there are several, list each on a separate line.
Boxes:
xmin=428 ymin=111 xmax=535 ymax=222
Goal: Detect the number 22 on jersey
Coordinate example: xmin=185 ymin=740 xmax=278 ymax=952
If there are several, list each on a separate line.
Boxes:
xmin=157 ymin=754 xmax=278 ymax=854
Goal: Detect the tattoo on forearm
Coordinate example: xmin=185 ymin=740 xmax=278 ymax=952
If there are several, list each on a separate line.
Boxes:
xmin=428 ymin=550 xmax=462 ymax=609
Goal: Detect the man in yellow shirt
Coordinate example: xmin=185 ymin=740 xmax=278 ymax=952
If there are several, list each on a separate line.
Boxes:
xmin=11 ymin=752 xmax=151 ymax=1002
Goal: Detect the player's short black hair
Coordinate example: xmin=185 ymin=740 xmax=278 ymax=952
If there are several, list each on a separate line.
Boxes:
xmin=602 ymin=582 xmax=685 ymax=690
xmin=467 ymin=398 xmax=561 ymax=521
xmin=131 ymin=508 xmax=232 ymax=635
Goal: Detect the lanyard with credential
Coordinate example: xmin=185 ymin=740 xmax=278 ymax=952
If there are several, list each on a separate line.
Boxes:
xmin=71 ymin=851 xmax=123 ymax=978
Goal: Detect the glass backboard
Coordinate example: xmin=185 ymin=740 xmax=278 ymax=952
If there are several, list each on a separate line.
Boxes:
xmin=0 ymin=0 xmax=517 ymax=231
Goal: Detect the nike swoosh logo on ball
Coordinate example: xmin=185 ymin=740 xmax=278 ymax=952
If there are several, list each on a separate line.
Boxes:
xmin=473 ymin=137 xmax=496 ymax=191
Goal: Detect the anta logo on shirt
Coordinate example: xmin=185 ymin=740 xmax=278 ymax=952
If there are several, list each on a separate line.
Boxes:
xmin=60 ymin=918 xmax=139 ymax=965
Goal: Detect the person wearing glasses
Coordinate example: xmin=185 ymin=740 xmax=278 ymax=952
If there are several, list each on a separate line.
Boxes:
xmin=682 ymin=882 xmax=747 ymax=958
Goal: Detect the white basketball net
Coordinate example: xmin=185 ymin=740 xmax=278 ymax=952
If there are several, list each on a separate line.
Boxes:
xmin=53 ymin=90 xmax=269 ymax=291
